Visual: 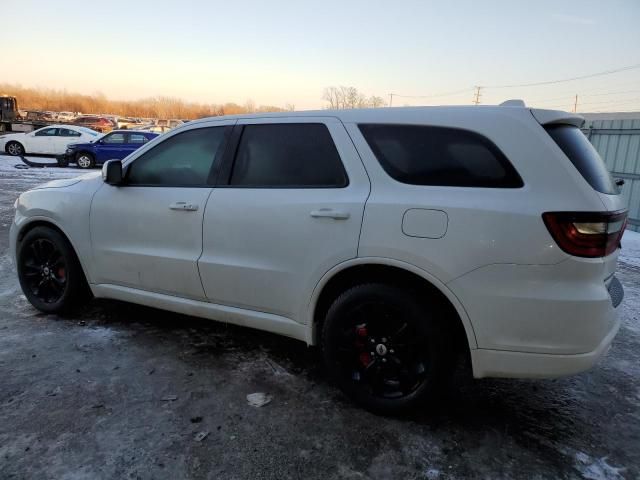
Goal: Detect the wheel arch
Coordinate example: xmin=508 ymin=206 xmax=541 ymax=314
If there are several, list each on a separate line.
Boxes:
xmin=16 ymin=217 xmax=92 ymax=287
xmin=308 ymin=258 xmax=478 ymax=353
xmin=5 ymin=139 xmax=25 ymax=154
xmin=75 ymin=150 xmax=95 ymax=161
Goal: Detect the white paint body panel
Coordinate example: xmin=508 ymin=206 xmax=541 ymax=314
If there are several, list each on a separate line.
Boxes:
xmin=9 ymin=106 xmax=625 ymax=380
xmin=198 ymin=117 xmax=370 ymax=321
xmin=0 ymin=124 xmax=99 ymax=155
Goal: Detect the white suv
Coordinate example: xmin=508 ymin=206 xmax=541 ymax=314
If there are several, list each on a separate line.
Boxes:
xmin=10 ymin=104 xmax=627 ymax=413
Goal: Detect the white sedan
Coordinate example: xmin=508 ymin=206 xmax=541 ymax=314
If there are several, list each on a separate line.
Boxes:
xmin=0 ymin=125 xmax=100 ymax=156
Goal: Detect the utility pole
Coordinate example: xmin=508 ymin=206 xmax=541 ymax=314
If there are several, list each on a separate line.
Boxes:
xmin=389 ymin=93 xmax=394 ymax=107
xmin=472 ymin=86 xmax=482 ymax=105
xmin=573 ymin=94 xmax=578 ymax=113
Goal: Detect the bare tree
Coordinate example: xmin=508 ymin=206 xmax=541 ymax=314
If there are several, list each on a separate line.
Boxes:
xmin=368 ymin=96 xmax=386 ymax=108
xmin=0 ymin=83 xmax=291 ymax=119
xmin=322 ymin=86 xmax=385 ymax=109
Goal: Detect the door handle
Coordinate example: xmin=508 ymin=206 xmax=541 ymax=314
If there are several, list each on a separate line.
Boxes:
xmin=169 ymin=202 xmax=199 ymax=211
xmin=310 ymin=208 xmax=350 ymax=220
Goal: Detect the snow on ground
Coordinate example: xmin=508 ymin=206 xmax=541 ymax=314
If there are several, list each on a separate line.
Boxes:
xmin=0 ymin=154 xmax=81 ymax=180
xmin=620 ymin=229 xmax=640 ymax=268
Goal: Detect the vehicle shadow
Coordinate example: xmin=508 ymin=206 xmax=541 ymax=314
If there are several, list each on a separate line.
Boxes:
xmin=66 ymin=297 xmax=590 ymax=439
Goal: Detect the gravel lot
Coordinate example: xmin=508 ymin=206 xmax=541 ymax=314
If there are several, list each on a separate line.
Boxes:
xmin=0 ymin=156 xmax=639 ymax=480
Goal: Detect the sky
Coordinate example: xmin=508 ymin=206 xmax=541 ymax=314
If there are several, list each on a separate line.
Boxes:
xmin=3 ymin=0 xmax=640 ymax=112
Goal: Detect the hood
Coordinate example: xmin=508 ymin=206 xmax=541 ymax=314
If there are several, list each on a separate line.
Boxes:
xmin=67 ymin=141 xmax=94 ymax=148
xmin=31 ymin=171 xmax=101 ymax=190
xmin=0 ymin=132 xmax=24 ymax=142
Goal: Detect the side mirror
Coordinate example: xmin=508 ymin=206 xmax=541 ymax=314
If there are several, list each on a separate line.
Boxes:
xmin=102 ymin=159 xmax=123 ymax=185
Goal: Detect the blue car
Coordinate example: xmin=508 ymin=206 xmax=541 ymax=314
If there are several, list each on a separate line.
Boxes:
xmin=59 ymin=130 xmax=159 ymax=169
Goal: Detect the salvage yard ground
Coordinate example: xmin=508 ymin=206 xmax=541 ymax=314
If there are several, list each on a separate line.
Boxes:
xmin=0 ymin=156 xmax=639 ymax=479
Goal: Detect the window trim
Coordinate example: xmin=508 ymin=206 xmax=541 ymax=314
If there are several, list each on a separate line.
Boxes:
xmin=217 ymin=123 xmax=350 ymax=189
xmin=122 ymin=125 xmax=232 ymax=188
xmin=34 ymin=127 xmax=58 ymax=137
xmin=358 ymin=123 xmax=524 ymax=189
xmin=101 ymin=132 xmax=127 ymax=145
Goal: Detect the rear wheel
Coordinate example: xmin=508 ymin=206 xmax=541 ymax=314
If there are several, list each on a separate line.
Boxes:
xmin=17 ymin=226 xmax=88 ymax=313
xmin=76 ymin=152 xmax=95 ymax=169
xmin=322 ymin=283 xmax=453 ymax=414
xmin=5 ymin=141 xmax=24 ymax=156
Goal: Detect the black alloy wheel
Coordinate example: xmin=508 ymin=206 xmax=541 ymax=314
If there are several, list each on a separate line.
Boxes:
xmin=323 ymin=283 xmax=453 ymax=414
xmin=17 ymin=226 xmax=88 ymax=313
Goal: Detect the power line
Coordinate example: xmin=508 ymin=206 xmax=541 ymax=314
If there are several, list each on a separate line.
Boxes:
xmin=386 ymin=64 xmax=640 ymax=107
xmin=389 ymin=88 xmax=474 ymax=99
xmin=526 ymin=89 xmax=640 ymax=106
xmin=485 ymin=62 xmax=640 ymax=88
xmin=582 ymin=88 xmax=640 ymax=98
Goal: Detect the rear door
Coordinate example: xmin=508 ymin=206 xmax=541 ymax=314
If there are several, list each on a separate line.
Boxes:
xmin=56 ymin=128 xmax=83 ymax=153
xmin=90 ymin=120 xmax=235 ymax=299
xmin=124 ymin=132 xmax=151 ymax=159
xmin=198 ymin=117 xmax=370 ymax=322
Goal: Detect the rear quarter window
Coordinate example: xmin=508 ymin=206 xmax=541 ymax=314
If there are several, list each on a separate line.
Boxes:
xmin=544 ymin=125 xmax=618 ymax=195
xmin=358 ymin=124 xmax=523 ymax=188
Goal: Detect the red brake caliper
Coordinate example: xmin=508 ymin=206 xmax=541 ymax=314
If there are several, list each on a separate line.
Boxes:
xmin=356 ymin=325 xmax=371 ymax=366
xmin=57 ymin=267 xmax=65 ymax=279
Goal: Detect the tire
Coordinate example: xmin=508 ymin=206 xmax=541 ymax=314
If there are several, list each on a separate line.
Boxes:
xmin=322 ymin=283 xmax=453 ymax=415
xmin=75 ymin=152 xmax=95 ymax=169
xmin=5 ymin=141 xmax=24 ymax=156
xmin=16 ymin=226 xmax=89 ymax=314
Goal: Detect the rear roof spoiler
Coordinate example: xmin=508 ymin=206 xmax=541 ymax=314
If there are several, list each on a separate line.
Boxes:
xmin=530 ymin=108 xmax=585 ymax=128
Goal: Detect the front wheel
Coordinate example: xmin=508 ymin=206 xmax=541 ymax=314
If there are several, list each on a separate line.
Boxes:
xmin=322 ymin=283 xmax=453 ymax=414
xmin=17 ymin=226 xmax=88 ymax=313
xmin=75 ymin=152 xmax=95 ymax=169
xmin=5 ymin=141 xmax=24 ymax=156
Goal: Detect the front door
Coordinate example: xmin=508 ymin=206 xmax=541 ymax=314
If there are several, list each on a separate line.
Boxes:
xmin=96 ymin=131 xmax=128 ymax=162
xmin=198 ymin=118 xmax=370 ymax=321
xmin=29 ymin=127 xmax=57 ymax=154
xmin=90 ymin=120 xmax=234 ymax=300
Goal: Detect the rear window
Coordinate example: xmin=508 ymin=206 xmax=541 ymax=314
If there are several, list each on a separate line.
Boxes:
xmin=358 ymin=124 xmax=523 ymax=188
xmin=545 ymin=125 xmax=618 ymax=195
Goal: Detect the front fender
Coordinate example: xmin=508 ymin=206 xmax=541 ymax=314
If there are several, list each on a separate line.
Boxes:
xmin=14 ymin=177 xmax=102 ymax=283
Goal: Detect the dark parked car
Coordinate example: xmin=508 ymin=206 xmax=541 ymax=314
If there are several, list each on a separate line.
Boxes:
xmin=73 ymin=116 xmax=114 ymax=133
xmin=58 ymin=130 xmax=159 ymax=168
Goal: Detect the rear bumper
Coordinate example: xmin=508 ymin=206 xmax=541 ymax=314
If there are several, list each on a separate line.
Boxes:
xmin=448 ymin=261 xmax=624 ymax=378
xmin=471 ymin=313 xmax=621 ymax=378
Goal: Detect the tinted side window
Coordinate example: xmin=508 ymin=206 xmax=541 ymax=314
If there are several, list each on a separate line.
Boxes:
xmin=128 ymin=133 xmax=148 ymax=144
xmin=35 ymin=128 xmax=58 ymax=137
xmin=59 ymin=128 xmax=81 ymax=137
xmin=127 ymin=127 xmax=228 ymax=186
xmin=359 ymin=124 xmax=523 ymax=188
xmin=103 ymin=133 xmax=126 ymax=144
xmin=545 ymin=125 xmax=617 ymax=195
xmin=229 ymin=123 xmax=347 ymax=187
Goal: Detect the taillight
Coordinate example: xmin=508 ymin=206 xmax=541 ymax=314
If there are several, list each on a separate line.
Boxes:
xmin=542 ymin=210 xmax=627 ymax=258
